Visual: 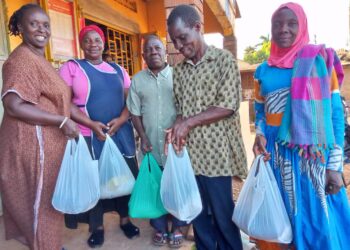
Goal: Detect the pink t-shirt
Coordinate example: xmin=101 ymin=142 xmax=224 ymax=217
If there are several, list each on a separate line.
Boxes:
xmin=59 ymin=60 xmax=131 ymax=136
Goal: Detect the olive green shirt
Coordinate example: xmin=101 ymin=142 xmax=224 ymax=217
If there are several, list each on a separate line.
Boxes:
xmin=173 ymin=46 xmax=247 ymax=178
xmin=127 ymin=65 xmax=176 ymax=166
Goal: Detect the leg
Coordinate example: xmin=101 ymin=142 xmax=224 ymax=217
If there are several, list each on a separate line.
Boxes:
xmin=168 ymin=216 xmax=187 ymax=248
xmin=87 ymin=201 xmax=105 ymax=248
xmin=205 ymin=176 xmax=243 ymax=250
xmin=117 ymin=156 xmax=140 ymax=239
xmin=150 ymin=214 xmax=168 ymax=233
xmin=150 ymin=215 xmax=169 ymax=246
xmin=192 ymin=175 xmax=217 ymax=250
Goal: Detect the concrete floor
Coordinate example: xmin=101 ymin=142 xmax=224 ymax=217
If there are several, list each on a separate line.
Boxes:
xmin=0 ymin=213 xmax=195 ymax=250
xmin=0 ymin=213 xmax=256 ymax=250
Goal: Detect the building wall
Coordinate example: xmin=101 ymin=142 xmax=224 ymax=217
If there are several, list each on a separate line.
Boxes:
xmin=146 ymin=0 xmax=166 ymax=38
xmin=79 ymin=0 xmax=149 ymax=34
xmin=203 ymin=0 xmax=223 ymax=34
xmin=6 ymin=0 xmax=35 ymax=52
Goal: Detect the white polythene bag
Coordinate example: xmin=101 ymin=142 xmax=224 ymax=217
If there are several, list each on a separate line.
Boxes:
xmin=52 ymin=134 xmax=100 ymax=214
xmin=232 ymin=155 xmax=293 ymax=243
xmin=99 ymin=134 xmax=135 ymax=199
xmin=160 ymin=144 xmax=202 ymax=223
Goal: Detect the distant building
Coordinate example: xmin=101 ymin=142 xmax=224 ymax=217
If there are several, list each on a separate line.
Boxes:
xmin=238 ymin=60 xmax=259 ymax=128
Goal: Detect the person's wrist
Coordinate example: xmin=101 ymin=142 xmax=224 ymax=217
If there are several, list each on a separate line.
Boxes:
xmin=185 ymin=116 xmax=196 ymax=129
xmin=140 ymin=134 xmax=148 ymax=141
xmin=59 ymin=116 xmax=69 ymax=129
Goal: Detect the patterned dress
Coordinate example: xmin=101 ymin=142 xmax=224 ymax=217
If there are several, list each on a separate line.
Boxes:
xmin=254 ymin=61 xmax=350 ymax=250
xmin=0 ymin=44 xmax=70 ymax=250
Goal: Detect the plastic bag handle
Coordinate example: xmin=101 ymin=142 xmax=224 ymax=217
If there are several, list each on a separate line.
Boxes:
xmin=254 ymin=154 xmax=265 ymax=177
xmin=147 ymin=153 xmax=151 ymax=172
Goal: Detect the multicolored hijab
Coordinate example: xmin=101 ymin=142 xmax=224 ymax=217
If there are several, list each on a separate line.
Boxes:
xmin=267 ymin=2 xmax=309 ymax=69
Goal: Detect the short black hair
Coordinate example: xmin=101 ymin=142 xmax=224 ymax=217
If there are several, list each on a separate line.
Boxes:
xmin=142 ymin=34 xmax=164 ymax=51
xmin=167 ymin=4 xmax=200 ymax=28
xmin=8 ymin=4 xmax=44 ymax=36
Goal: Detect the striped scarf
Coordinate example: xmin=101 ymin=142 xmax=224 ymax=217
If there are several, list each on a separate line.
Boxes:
xmin=277 ymin=44 xmax=344 ymax=162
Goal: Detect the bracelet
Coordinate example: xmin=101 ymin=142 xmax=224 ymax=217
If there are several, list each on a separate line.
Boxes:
xmin=59 ymin=117 xmax=69 ymax=129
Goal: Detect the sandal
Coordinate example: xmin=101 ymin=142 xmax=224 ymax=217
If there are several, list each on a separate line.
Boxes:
xmin=152 ymin=231 xmax=168 ymax=246
xmin=120 ymin=221 xmax=140 ymax=239
xmin=87 ymin=229 xmax=104 ymax=248
xmin=168 ymin=231 xmax=184 ymax=249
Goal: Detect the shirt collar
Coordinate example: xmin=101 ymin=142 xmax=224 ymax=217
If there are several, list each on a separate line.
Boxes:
xmin=147 ymin=63 xmax=170 ymax=78
xmin=185 ymin=46 xmax=217 ymax=66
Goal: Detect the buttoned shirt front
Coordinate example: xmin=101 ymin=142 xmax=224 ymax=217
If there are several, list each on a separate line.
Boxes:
xmin=127 ymin=65 xmax=176 ymax=166
xmin=173 ymin=46 xmax=247 ymax=178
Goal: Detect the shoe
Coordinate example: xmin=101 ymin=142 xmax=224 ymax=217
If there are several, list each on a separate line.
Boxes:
xmin=120 ymin=222 xmax=140 ymax=239
xmin=87 ymin=229 xmax=104 ymax=248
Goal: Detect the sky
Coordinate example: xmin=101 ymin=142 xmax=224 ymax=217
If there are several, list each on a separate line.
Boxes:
xmin=205 ymin=0 xmax=349 ymax=59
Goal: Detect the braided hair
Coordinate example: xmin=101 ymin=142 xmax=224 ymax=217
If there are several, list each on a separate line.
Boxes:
xmin=8 ymin=4 xmax=42 ymax=36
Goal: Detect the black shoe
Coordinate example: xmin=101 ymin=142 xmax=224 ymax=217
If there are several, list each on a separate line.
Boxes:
xmin=87 ymin=229 xmax=104 ymax=248
xmin=120 ymin=222 xmax=140 ymax=239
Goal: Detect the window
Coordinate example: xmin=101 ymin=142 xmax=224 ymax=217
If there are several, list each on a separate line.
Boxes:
xmin=107 ymin=28 xmax=134 ymax=75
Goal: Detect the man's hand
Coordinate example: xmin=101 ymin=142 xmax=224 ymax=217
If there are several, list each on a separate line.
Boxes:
xmin=141 ymin=136 xmax=153 ymax=153
xmin=325 ymin=169 xmax=344 ymax=195
xmin=171 ymin=118 xmax=191 ymax=153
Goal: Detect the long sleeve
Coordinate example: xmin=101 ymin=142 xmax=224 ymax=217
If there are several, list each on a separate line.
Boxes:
xmin=254 ymin=72 xmax=266 ymax=136
xmin=327 ymin=68 xmax=345 ymax=172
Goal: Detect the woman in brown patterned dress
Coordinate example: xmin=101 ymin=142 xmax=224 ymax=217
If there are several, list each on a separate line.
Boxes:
xmin=0 ymin=4 xmax=79 ymax=250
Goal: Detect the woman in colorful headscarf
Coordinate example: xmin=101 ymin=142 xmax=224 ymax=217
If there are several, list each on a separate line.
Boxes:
xmin=59 ymin=25 xmax=140 ymax=248
xmin=253 ymin=2 xmax=350 ymax=250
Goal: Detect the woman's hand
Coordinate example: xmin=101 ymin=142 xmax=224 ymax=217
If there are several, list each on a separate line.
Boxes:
xmin=107 ymin=118 xmax=124 ymax=136
xmin=61 ymin=118 xmax=80 ymax=139
xmin=253 ymin=134 xmax=271 ymax=161
xmin=325 ymin=169 xmax=344 ymax=195
xmin=90 ymin=120 xmax=108 ymax=141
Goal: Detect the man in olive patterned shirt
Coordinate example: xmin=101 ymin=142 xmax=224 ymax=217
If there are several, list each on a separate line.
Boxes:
xmin=166 ymin=4 xmax=247 ymax=250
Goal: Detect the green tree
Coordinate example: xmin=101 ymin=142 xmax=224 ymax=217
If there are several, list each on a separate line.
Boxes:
xmin=243 ymin=35 xmax=271 ymax=64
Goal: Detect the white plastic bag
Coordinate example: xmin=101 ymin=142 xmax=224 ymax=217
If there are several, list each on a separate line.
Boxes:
xmin=160 ymin=144 xmax=202 ymax=222
xmin=232 ymin=155 xmax=293 ymax=243
xmin=99 ymin=134 xmax=135 ymax=199
xmin=52 ymin=134 xmax=100 ymax=214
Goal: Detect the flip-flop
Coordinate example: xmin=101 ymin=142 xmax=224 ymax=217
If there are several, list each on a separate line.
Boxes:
xmin=168 ymin=232 xmax=184 ymax=249
xmin=153 ymin=232 xmax=168 ymax=246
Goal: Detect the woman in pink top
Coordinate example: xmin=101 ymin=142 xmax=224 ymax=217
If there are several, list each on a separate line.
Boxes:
xmin=59 ymin=25 xmax=139 ymax=248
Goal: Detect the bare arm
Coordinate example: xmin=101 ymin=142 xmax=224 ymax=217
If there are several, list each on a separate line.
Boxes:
xmin=131 ymin=114 xmax=152 ymax=153
xmin=70 ymin=102 xmax=108 ymax=141
xmin=3 ymin=93 xmax=79 ymax=138
xmin=171 ymin=107 xmax=233 ymax=152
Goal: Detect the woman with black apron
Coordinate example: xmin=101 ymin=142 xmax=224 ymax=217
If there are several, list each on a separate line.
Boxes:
xmin=59 ymin=25 xmax=139 ymax=248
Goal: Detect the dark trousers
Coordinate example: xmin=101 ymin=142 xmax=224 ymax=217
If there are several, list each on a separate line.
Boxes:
xmin=193 ymin=175 xmax=243 ymax=250
xmin=150 ymin=214 xmax=187 ymax=233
